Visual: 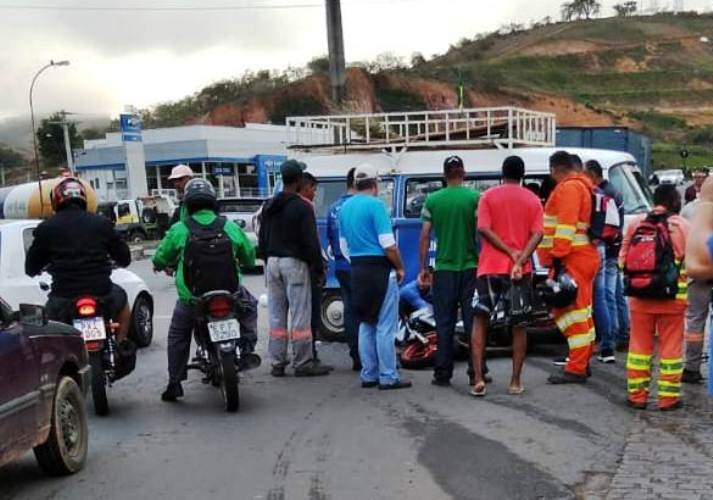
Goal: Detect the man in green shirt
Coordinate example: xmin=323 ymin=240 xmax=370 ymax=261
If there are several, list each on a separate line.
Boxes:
xmin=419 ymin=155 xmax=480 ymax=386
xmin=153 ymin=178 xmax=256 ymax=402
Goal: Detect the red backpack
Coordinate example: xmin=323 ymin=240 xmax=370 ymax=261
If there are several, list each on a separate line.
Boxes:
xmin=623 ymin=212 xmax=680 ymax=300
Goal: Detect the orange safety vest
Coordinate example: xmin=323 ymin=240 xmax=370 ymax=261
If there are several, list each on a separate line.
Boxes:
xmin=537 ymin=173 xmax=597 ymax=267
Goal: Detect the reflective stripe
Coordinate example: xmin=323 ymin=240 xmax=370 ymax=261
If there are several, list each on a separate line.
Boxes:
xmin=576 ymin=222 xmax=590 ymax=230
xmin=538 ymin=236 xmax=554 ymax=249
xmin=627 ymin=377 xmax=650 ymax=392
xmin=685 ymin=332 xmax=705 ymax=342
xmin=269 ymin=328 xmax=288 ymax=339
xmin=572 ymin=234 xmax=591 ymax=246
xmin=554 ymin=224 xmax=576 ymax=240
xmin=658 ymin=391 xmax=681 ymax=398
xmin=292 ymin=329 xmax=313 ymax=341
xmin=544 ymin=215 xmax=557 ymax=227
xmin=626 ymin=352 xmax=652 ymax=370
xmin=660 ymin=358 xmax=683 ymax=375
xmin=568 ymin=329 xmax=595 ymax=349
xmin=555 ymin=308 xmax=592 ymax=332
xmin=657 ymin=380 xmax=681 ymax=395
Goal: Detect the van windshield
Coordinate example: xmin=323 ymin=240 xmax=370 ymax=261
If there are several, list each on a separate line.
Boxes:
xmin=314 ymin=178 xmax=394 ymax=218
xmin=607 ymin=163 xmax=651 ymax=215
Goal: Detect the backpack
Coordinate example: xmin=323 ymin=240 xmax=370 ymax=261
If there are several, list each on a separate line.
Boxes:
xmin=623 ymin=212 xmax=680 ymax=300
xmin=589 ymin=186 xmax=622 ymax=244
xmin=183 ymin=216 xmax=239 ymax=296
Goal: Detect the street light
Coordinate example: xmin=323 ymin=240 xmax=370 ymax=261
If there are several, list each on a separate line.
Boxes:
xmin=29 ymin=59 xmax=70 ymax=213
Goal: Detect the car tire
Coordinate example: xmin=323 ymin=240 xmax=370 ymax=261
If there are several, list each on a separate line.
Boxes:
xmin=33 ymin=376 xmax=88 ymax=476
xmin=130 ymin=294 xmax=153 ymax=348
xmin=129 ymin=229 xmax=146 ymax=243
xmin=89 ymin=353 xmax=109 ymax=416
xmin=318 ymin=291 xmax=347 ymax=343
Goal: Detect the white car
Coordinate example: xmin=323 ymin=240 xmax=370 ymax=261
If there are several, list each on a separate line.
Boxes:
xmin=0 ymin=219 xmax=154 ymax=347
xmin=657 ymin=169 xmax=685 ymax=186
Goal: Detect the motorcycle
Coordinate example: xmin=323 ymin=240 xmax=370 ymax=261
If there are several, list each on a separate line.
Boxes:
xmin=396 ymin=308 xmax=472 ymax=369
xmin=71 ymin=296 xmax=136 ymax=416
xmin=187 ymin=291 xmax=245 ymax=413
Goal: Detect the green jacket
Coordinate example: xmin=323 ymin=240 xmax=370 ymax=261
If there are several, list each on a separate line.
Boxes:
xmin=153 ymin=209 xmax=256 ymax=304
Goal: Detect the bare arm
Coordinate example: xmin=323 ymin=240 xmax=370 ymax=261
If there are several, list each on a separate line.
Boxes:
xmin=385 ymin=245 xmax=406 ymax=284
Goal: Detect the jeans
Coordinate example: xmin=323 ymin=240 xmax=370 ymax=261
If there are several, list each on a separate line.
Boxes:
xmin=614 ymin=269 xmax=630 ymax=345
xmin=359 ymin=274 xmax=400 ymax=385
xmin=594 ymin=245 xmax=618 ymax=353
xmin=433 ymin=269 xmax=476 ymax=382
xmin=336 ymin=269 xmax=359 ymax=363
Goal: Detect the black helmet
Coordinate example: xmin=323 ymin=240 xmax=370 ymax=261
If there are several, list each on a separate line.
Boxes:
xmin=539 ymin=272 xmax=578 ymax=309
xmin=184 ymin=178 xmax=217 ymax=214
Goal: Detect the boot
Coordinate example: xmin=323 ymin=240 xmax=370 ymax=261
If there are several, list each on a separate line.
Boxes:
xmin=681 ymin=369 xmax=703 ymax=384
xmin=294 ymin=362 xmax=331 ymax=377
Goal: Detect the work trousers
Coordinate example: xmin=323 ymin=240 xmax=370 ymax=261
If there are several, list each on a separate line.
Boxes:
xmin=433 ymin=270 xmax=476 ymax=382
xmin=266 ymin=257 xmax=314 ymax=369
xmin=359 ymin=274 xmax=400 ymax=385
xmin=684 ymin=279 xmax=711 ymax=373
xmin=336 ymin=269 xmax=359 ymax=363
xmin=553 ymin=252 xmax=599 ymax=376
xmin=627 ymin=307 xmax=684 ymax=409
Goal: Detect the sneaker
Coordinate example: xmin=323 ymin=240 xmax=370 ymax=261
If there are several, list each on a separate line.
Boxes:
xmin=681 ymin=369 xmax=703 ymax=384
xmin=161 ymin=382 xmax=184 ymax=402
xmin=294 ymin=362 xmax=331 ymax=377
xmin=271 ymin=365 xmax=286 ymax=377
xmin=597 ymin=351 xmax=616 ymax=364
xmin=361 ymin=381 xmax=378 ymax=388
xmin=547 ymin=372 xmax=587 ymax=384
xmin=552 ymin=356 xmax=569 ymax=367
xmin=379 ymin=379 xmax=412 ymax=390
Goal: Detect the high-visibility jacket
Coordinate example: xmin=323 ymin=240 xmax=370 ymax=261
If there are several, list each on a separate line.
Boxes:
xmin=537 ymin=173 xmax=597 ymax=266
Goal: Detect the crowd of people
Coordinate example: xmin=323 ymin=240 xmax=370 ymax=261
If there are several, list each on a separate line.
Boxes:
xmin=25 ymin=153 xmax=713 ymax=411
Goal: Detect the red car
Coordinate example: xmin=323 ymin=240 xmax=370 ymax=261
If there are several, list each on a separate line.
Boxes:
xmin=0 ymin=297 xmax=90 ymax=475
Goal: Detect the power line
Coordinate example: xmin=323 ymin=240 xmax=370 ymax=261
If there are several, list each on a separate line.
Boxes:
xmin=0 ymin=0 xmax=418 ymax=12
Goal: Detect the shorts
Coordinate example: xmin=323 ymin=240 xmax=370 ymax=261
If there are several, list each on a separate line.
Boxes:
xmin=472 ymin=275 xmax=533 ymax=327
xmin=46 ymin=283 xmax=129 ymax=325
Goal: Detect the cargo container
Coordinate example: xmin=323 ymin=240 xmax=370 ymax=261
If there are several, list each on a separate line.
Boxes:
xmin=0 ymin=178 xmax=98 ymax=219
xmin=556 ymin=127 xmax=652 ymax=179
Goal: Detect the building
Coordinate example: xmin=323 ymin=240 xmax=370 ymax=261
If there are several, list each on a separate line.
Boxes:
xmin=74 ymin=123 xmax=290 ymax=201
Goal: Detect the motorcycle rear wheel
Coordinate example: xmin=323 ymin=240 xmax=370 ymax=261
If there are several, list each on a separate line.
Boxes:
xmin=399 ymin=332 xmax=438 ymax=370
xmin=89 ymin=352 xmax=109 ymax=416
xmin=219 ymin=350 xmax=240 ymax=412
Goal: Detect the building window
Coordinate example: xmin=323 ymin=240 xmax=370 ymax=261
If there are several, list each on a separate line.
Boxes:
xmin=238 ymin=163 xmax=258 ymax=197
xmin=146 ymin=165 xmax=158 ymax=193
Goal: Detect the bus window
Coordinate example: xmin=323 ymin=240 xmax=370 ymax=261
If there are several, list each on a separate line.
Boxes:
xmin=404 ymin=178 xmax=443 ymax=218
xmin=314 ymin=178 xmax=394 ymax=218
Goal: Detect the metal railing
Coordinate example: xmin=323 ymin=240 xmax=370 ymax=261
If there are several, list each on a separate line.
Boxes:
xmin=286 ymin=107 xmax=556 ymax=151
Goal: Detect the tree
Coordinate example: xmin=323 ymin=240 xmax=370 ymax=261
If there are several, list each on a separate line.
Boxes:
xmin=0 ymin=146 xmax=26 ymax=185
xmin=613 ymin=1 xmax=637 ymax=17
xmin=562 ymin=0 xmax=601 ymax=20
xmin=410 ymin=52 xmax=427 ymax=67
xmin=307 ymin=56 xmax=330 ymax=75
xmin=36 ymin=112 xmax=82 ymax=169
xmin=80 ymin=127 xmax=106 ymax=140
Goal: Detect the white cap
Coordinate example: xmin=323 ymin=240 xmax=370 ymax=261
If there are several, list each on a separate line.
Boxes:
xmin=354 ymin=163 xmax=379 ymax=183
xmin=168 ymin=164 xmax=194 ymax=180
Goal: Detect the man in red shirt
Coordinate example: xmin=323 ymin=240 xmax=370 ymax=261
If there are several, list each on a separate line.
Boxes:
xmin=470 ymin=156 xmax=544 ymax=396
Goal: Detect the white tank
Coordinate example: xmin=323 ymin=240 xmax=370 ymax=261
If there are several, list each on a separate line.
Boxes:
xmin=0 ymin=178 xmax=98 ymax=219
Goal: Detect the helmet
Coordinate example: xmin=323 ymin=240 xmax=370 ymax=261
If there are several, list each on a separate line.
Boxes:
xmin=51 ymin=177 xmax=87 ymax=211
xmin=539 ymin=272 xmax=578 ymax=309
xmin=183 ymin=178 xmax=217 ymax=214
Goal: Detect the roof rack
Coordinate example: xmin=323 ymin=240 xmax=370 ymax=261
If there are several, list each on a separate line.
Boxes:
xmin=286 ymin=107 xmax=556 ymax=152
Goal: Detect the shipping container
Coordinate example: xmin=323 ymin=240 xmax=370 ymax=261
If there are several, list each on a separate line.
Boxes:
xmin=556 ymin=127 xmax=652 ymax=179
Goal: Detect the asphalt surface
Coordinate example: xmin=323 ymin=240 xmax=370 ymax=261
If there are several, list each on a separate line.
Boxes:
xmin=1 ymin=260 xmax=711 ymax=500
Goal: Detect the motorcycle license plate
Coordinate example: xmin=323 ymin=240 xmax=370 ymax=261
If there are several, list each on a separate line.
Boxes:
xmin=207 ymin=319 xmax=240 ymax=342
xmin=73 ymin=317 xmax=107 ymax=341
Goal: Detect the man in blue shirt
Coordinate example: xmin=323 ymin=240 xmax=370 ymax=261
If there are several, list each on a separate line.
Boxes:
xmin=339 ymin=164 xmax=411 ymax=390
xmin=326 ymin=167 xmax=360 ymax=371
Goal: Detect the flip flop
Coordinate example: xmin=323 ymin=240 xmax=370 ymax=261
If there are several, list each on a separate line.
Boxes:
xmin=470 ymin=383 xmax=487 ymax=398
xmin=507 ymin=386 xmax=525 ymax=396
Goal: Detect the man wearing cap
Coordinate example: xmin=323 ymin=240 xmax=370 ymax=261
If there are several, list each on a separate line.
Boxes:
xmin=338 ymin=164 xmax=411 ymax=390
xmin=419 ymin=155 xmax=480 ymax=387
xmin=258 ymin=160 xmax=330 ymax=377
xmin=168 ymin=164 xmax=194 ymax=226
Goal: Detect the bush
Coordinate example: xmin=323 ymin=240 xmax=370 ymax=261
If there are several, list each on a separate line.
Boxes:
xmin=269 ymin=95 xmax=327 ymax=125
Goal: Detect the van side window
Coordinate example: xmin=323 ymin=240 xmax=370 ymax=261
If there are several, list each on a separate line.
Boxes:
xmin=22 ymin=227 xmax=35 ymax=255
xmin=405 ymin=178 xmax=443 ymax=218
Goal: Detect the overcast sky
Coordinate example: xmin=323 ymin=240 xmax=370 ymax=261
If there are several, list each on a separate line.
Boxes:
xmin=0 ymin=0 xmax=710 ymax=124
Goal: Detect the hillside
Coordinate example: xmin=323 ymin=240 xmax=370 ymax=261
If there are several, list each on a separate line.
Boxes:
xmin=134 ymin=13 xmax=713 ymax=169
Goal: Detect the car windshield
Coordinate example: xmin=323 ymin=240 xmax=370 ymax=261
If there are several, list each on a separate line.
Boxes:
xmin=313 ymin=178 xmax=394 ymax=218
xmin=217 ymin=199 xmax=265 ymax=214
xmin=608 ymin=163 xmax=651 ymax=215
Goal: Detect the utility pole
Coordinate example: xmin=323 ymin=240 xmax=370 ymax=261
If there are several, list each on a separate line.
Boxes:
xmin=0 ymin=162 xmax=5 ymax=187
xmin=325 ymin=0 xmax=346 ymax=107
xmin=48 ymin=110 xmax=75 ymax=174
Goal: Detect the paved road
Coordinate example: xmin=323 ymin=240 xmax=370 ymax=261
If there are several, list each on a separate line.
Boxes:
xmin=2 ymin=260 xmax=712 ymax=499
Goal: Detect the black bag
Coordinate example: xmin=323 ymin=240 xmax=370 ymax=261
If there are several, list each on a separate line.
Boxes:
xmin=183 ymin=216 xmax=239 ymax=296
xmin=506 ymin=279 xmax=533 ymax=327
xmin=113 ymin=339 xmax=137 ymax=381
